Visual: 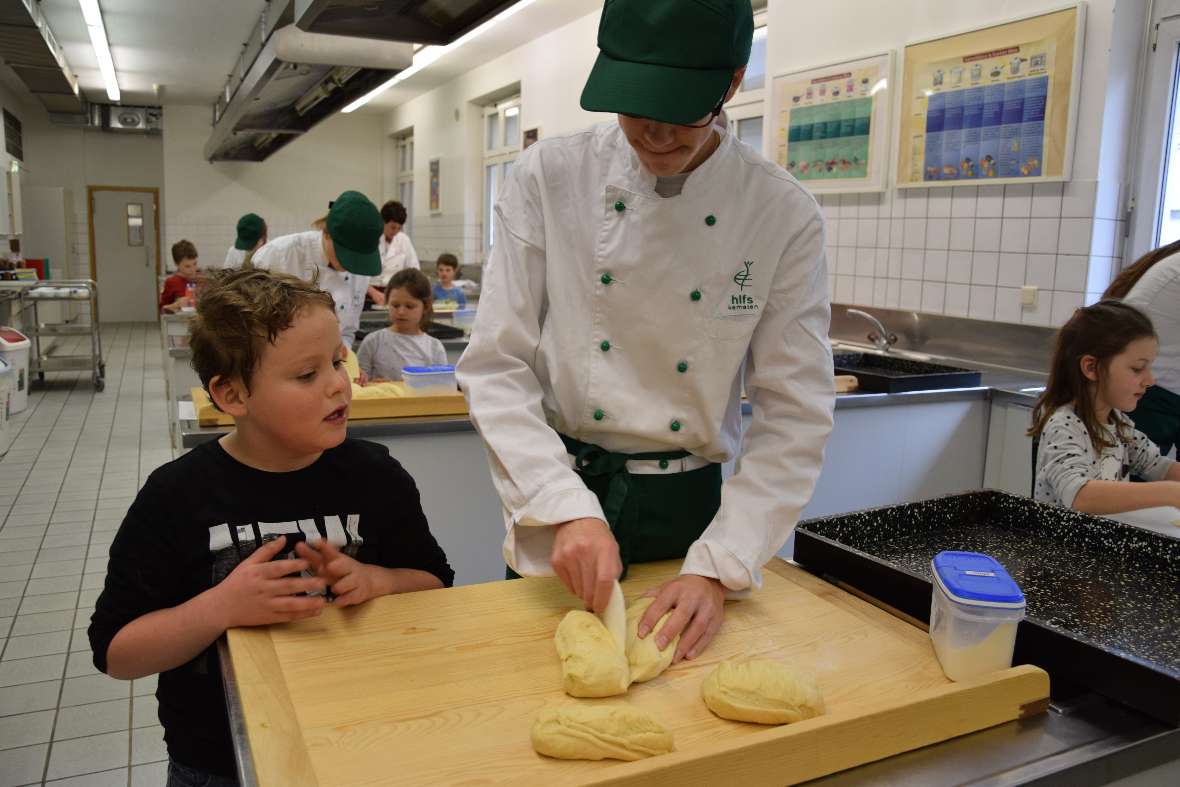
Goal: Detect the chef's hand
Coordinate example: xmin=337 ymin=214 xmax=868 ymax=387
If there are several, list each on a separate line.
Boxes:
xmin=551 ymin=517 xmax=621 ymax=614
xmin=296 ymin=540 xmax=381 ymax=607
xmin=368 ymin=286 xmax=386 ymax=306
xmin=639 ymin=575 xmax=726 ymax=664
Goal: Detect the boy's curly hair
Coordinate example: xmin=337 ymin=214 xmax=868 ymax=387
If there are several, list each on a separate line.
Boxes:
xmin=189 ymin=268 xmax=334 ymax=395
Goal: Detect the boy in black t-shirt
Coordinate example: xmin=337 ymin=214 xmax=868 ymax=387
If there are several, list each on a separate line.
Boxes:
xmin=89 ymin=269 xmax=454 ymax=786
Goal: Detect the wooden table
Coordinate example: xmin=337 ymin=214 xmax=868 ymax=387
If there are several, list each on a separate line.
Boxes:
xmin=223 ymin=559 xmax=1048 ymax=786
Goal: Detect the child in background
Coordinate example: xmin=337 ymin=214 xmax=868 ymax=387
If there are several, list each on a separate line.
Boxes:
xmin=1030 ymin=300 xmax=1180 ymax=514
xmin=160 ymin=240 xmax=200 ymax=314
xmin=432 ymin=253 xmax=467 ymax=308
xmin=357 ymin=268 xmax=447 ymax=381
xmin=90 ymin=268 xmax=453 ymax=786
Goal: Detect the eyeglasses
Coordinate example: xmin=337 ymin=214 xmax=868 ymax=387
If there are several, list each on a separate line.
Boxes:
xmin=622 ymin=96 xmax=726 ymax=129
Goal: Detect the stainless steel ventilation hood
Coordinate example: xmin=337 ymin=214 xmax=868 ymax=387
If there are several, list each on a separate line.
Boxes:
xmin=0 ymin=0 xmax=84 ymax=114
xmin=206 ymin=0 xmax=522 ymax=163
xmin=294 ymin=0 xmax=524 ymax=45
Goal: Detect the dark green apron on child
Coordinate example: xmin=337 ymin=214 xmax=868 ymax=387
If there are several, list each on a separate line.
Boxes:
xmin=506 ymin=434 xmax=722 ymax=580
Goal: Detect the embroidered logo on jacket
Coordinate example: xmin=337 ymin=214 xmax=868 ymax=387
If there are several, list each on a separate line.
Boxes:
xmin=719 ymin=260 xmax=760 ymax=317
xmin=733 ymin=260 xmax=754 ymax=289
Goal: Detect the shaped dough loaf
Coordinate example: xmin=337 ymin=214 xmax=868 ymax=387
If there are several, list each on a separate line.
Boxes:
xmin=531 ymin=703 xmax=674 ymax=761
xmin=702 ymin=659 xmax=825 ymax=724
xmin=555 ymin=610 xmax=630 ymax=697
xmin=625 ymin=597 xmax=677 ymax=682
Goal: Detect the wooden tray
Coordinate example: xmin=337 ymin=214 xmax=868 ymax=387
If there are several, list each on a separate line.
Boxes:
xmin=190 ymin=383 xmax=468 ymax=427
xmin=226 ymin=560 xmax=1048 ymax=786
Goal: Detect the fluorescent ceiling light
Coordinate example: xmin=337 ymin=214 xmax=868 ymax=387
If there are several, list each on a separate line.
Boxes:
xmin=78 ymin=0 xmax=120 ymax=102
xmin=343 ymin=0 xmax=538 ymax=113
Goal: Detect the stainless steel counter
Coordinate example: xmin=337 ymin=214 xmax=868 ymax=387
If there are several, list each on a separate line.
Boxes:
xmin=805 ymin=690 xmax=1178 ymax=786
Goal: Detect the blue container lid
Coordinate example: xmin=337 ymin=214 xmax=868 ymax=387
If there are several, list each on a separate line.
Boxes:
xmin=932 ymin=551 xmax=1025 ymax=608
xmin=402 ymin=365 xmax=455 ymax=374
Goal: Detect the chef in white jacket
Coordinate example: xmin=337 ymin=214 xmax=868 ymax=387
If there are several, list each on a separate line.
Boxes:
xmin=222 ymin=213 xmax=267 ymax=269
xmin=250 ymin=191 xmax=382 ymax=349
xmin=456 ymin=0 xmax=834 ymax=662
xmin=367 ymin=200 xmax=421 ymax=306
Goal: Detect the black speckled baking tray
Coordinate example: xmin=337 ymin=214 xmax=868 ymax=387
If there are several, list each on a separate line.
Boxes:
xmin=832 ymin=352 xmax=983 ymax=393
xmin=794 ymin=490 xmax=1180 ymax=725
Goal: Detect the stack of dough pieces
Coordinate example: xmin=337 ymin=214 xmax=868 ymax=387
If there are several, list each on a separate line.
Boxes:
xmin=534 ymin=598 xmax=680 ymax=761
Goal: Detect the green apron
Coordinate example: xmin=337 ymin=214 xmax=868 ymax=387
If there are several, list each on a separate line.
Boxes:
xmin=1128 ymin=384 xmax=1180 ymax=457
xmin=506 ymin=434 xmax=722 ymax=580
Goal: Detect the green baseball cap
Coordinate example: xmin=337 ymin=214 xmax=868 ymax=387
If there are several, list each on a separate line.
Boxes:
xmin=233 ymin=213 xmax=265 ymax=250
xmin=325 ymin=191 xmax=382 ymax=276
xmin=580 ymin=0 xmax=753 ymax=125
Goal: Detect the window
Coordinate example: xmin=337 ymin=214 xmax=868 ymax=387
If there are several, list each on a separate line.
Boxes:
xmin=126 ymin=203 xmax=144 ymax=246
xmin=724 ymin=11 xmax=768 ymax=156
xmin=3 ymin=109 xmax=22 ymax=162
xmin=396 ymin=132 xmax=414 ymax=237
xmin=482 ymin=96 xmax=522 ymax=257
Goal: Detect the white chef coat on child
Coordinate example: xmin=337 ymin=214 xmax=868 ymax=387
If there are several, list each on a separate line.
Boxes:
xmin=1123 ymin=254 xmax=1180 ymax=395
xmin=222 ymin=246 xmax=248 ymax=269
xmin=374 ymin=232 xmax=420 ymax=289
xmin=455 ymin=122 xmax=835 ymax=592
xmin=251 ymin=230 xmax=369 ymax=348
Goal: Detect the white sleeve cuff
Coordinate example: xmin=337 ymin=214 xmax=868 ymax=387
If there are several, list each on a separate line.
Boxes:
xmin=681 ymin=540 xmax=757 ymax=597
xmin=503 ymin=487 xmax=606 ymax=577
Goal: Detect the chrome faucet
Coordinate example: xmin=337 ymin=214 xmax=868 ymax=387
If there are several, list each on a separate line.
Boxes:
xmin=846 ymin=309 xmax=898 ymax=353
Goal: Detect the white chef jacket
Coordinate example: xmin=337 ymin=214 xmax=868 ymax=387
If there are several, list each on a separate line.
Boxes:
xmin=222 ymin=246 xmax=248 ymax=269
xmin=455 ymin=122 xmax=835 ymax=592
xmin=1123 ymin=255 xmax=1180 ymax=395
xmin=250 ymin=230 xmax=369 ymax=347
xmin=374 ymin=231 xmax=420 ymax=288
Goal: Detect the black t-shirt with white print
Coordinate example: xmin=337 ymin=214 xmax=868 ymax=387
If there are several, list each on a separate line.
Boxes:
xmin=88 ymin=438 xmax=454 ymax=778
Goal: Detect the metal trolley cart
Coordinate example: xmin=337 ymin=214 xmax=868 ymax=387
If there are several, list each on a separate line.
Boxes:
xmin=23 ymin=279 xmax=106 ymax=391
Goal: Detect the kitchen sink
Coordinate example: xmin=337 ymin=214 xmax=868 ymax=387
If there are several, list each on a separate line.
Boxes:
xmin=833 ymin=351 xmax=983 ymax=393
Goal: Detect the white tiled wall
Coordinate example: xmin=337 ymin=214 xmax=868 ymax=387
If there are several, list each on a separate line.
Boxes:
xmin=822 ymin=179 xmax=1125 ymax=327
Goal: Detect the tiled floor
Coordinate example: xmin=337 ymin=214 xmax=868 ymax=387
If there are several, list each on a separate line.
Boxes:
xmin=0 ymin=324 xmax=172 ymax=786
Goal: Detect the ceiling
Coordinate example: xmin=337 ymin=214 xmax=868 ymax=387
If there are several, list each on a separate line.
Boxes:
xmin=32 ymin=0 xmax=603 ymax=110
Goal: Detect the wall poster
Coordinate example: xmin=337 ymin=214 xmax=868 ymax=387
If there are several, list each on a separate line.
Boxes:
xmin=897 ymin=4 xmax=1086 ymax=188
xmin=771 ymin=52 xmax=893 ymax=194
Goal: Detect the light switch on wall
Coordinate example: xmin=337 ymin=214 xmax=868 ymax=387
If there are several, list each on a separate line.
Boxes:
xmin=1020 ymin=286 xmax=1038 ymax=307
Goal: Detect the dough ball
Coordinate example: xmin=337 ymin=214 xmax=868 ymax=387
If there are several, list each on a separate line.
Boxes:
xmin=555 ymin=610 xmax=630 ymax=698
xmin=531 ymin=703 xmax=674 ymax=761
xmin=701 ymin=659 xmax=825 ymax=724
xmin=625 ymin=597 xmax=677 ymax=683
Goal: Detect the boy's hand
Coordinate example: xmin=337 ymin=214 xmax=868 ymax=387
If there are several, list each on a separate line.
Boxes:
xmin=297 ymin=540 xmax=385 ymax=607
xmin=214 ymin=536 xmax=327 ymax=628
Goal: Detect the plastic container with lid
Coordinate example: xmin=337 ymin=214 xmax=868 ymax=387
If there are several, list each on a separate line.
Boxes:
xmin=929 ymin=551 xmax=1026 ymax=681
xmin=451 ymin=308 xmax=476 ymax=331
xmin=401 ymin=365 xmax=457 ymax=394
xmin=0 ymin=326 xmax=31 ymax=413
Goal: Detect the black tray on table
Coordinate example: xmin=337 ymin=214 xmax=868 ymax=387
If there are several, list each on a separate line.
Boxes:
xmin=793 ymin=490 xmax=1180 ymax=725
xmin=832 ymin=351 xmax=982 ymax=393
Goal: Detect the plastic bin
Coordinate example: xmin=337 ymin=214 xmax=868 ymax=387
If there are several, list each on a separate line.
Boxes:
xmin=452 ymin=308 xmax=476 ymax=331
xmin=929 ymin=551 xmax=1025 ymax=681
xmin=402 ymin=365 xmax=457 ymax=394
xmin=0 ymin=327 xmax=31 ymax=413
xmin=0 ymin=358 xmax=11 ymax=455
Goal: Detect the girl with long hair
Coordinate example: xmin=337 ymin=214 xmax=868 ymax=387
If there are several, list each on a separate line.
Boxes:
xmin=1029 ymin=301 xmax=1180 ymax=513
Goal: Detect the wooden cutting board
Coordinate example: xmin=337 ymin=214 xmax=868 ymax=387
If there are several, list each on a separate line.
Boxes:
xmin=190 ymin=383 xmax=468 ymax=427
xmin=226 ymin=560 xmax=1048 ymax=786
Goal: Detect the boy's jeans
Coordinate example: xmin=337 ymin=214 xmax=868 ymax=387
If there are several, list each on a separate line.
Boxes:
xmin=166 ymin=759 xmax=238 ymax=787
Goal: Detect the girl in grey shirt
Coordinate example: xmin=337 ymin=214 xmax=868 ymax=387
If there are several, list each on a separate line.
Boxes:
xmin=1030 ymin=301 xmax=1180 ymax=514
xmin=357 ymin=270 xmax=447 ymax=381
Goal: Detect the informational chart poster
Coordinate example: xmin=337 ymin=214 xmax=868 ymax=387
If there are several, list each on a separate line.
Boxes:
xmin=897 ymin=5 xmax=1085 ymax=188
xmin=771 ymin=52 xmax=893 ymax=194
